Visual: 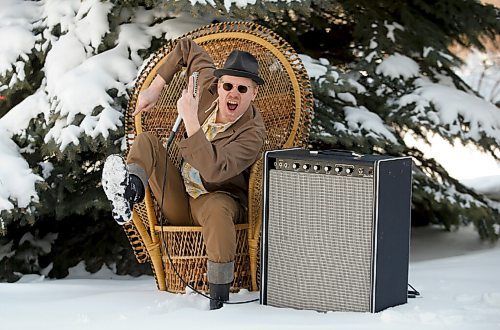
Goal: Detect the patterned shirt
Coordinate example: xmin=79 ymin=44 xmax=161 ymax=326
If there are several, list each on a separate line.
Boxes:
xmin=181 ymin=100 xmax=240 ymax=198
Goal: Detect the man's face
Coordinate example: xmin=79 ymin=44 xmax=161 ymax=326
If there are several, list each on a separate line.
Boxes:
xmin=217 ymin=75 xmax=258 ymax=124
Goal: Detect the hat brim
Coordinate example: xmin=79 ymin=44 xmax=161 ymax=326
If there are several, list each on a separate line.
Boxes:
xmin=214 ymin=68 xmax=265 ymax=85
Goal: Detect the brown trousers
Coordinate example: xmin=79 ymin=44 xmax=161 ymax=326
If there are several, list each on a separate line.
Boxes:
xmin=127 ymin=132 xmax=243 ymax=264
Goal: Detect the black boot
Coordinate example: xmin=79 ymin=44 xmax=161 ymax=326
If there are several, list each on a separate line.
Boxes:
xmin=125 ymin=174 xmax=145 ymax=205
xmin=209 ymin=283 xmax=230 ymax=310
xmin=102 ymin=155 xmax=145 ymax=225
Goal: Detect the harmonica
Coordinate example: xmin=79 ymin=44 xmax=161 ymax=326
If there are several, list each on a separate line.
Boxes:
xmin=192 ymin=71 xmax=199 ymax=98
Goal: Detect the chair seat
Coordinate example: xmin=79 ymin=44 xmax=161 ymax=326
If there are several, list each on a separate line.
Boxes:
xmin=156 ymin=223 xmax=250 ymax=293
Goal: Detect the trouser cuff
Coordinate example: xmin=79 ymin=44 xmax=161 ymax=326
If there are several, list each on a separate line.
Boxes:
xmin=127 ymin=163 xmax=148 ymax=189
xmin=207 ymin=260 xmax=234 ymax=284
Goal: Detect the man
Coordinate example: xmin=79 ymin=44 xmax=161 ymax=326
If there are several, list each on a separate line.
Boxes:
xmin=101 ymin=37 xmax=266 ymax=310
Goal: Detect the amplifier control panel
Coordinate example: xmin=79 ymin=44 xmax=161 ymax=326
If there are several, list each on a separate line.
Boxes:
xmin=272 ymin=158 xmax=374 ymax=178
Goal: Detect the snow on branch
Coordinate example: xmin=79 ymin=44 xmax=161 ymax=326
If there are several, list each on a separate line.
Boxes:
xmin=44 ymin=45 xmax=135 ymax=150
xmin=0 ymin=0 xmax=43 ymax=86
xmin=398 ymin=78 xmax=500 ymax=145
xmin=344 ymin=105 xmax=398 ymax=143
xmin=376 ymin=53 xmax=419 ymax=80
xmin=0 ymin=127 xmax=41 ymax=212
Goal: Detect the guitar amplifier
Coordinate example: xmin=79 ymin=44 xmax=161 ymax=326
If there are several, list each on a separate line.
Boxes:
xmin=260 ymin=149 xmax=413 ymax=313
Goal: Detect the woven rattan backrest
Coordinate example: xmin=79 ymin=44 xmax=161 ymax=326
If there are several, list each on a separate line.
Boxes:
xmin=125 ymin=21 xmax=313 ymax=166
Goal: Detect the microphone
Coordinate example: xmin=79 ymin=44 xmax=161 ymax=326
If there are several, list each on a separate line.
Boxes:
xmin=171 ymin=114 xmax=183 ymax=134
xmin=165 ymin=71 xmax=199 ymax=149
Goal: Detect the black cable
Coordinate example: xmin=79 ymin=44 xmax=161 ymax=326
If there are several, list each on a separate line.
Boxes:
xmin=158 ymin=128 xmax=258 ymax=306
xmin=407 ymin=283 xmax=421 ymax=298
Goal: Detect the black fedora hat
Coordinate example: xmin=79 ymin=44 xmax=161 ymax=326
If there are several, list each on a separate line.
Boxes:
xmin=214 ymin=50 xmax=264 ymax=85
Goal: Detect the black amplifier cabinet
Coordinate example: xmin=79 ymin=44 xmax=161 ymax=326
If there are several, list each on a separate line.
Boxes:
xmin=260 ymin=149 xmax=413 ymax=313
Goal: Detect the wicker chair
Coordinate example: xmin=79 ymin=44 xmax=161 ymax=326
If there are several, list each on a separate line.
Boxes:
xmin=123 ymin=21 xmax=313 ymax=293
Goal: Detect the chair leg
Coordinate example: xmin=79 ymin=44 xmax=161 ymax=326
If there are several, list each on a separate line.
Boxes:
xmin=132 ymin=210 xmax=167 ymax=291
xmin=249 ymin=238 xmax=258 ymax=291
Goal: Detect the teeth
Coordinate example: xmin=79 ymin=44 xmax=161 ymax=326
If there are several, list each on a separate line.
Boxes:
xmin=228 ymin=100 xmax=238 ymax=105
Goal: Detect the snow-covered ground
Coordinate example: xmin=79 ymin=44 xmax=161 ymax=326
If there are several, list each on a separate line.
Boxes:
xmin=1 ymin=225 xmax=499 ymax=330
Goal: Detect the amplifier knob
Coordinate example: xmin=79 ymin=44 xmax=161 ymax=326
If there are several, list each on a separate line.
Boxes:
xmin=292 ymin=163 xmax=300 ymax=169
xmin=302 ymin=164 xmax=310 ymax=170
xmin=335 ymin=166 xmax=343 ymax=173
xmin=313 ymin=165 xmax=321 ymax=171
xmin=346 ymin=168 xmax=353 ymax=174
xmin=324 ymin=166 xmax=332 ymax=172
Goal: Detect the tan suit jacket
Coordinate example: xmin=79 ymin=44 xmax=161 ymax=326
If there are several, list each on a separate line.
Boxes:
xmin=156 ymin=38 xmax=266 ymax=206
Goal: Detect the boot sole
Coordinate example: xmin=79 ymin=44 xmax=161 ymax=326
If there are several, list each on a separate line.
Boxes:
xmin=102 ymin=155 xmax=131 ymax=225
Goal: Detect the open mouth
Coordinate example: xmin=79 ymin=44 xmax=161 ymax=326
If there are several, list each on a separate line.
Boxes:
xmin=227 ymin=100 xmax=238 ymax=111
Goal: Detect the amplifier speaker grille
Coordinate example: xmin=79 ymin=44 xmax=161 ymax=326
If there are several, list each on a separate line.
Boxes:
xmin=267 ymin=170 xmax=374 ymax=312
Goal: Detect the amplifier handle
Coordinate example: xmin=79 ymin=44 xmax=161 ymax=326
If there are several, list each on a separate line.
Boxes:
xmin=314 ymin=149 xmax=363 ymax=157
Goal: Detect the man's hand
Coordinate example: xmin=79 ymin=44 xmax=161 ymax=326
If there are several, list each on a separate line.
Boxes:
xmin=177 ymin=73 xmax=201 ymax=137
xmin=132 ymin=75 xmax=166 ymax=117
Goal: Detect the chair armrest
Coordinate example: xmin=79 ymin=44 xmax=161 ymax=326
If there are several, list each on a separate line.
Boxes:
xmin=247 ymin=157 xmax=264 ymax=241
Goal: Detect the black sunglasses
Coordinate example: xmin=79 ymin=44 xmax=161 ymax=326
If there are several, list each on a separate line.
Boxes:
xmin=220 ymin=81 xmax=254 ymax=94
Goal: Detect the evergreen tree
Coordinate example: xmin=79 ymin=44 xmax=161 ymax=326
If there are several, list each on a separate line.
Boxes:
xmin=0 ymin=0 xmax=498 ymax=280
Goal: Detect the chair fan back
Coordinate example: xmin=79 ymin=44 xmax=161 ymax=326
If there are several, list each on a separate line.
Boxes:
xmin=125 ymin=22 xmax=313 ymax=169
